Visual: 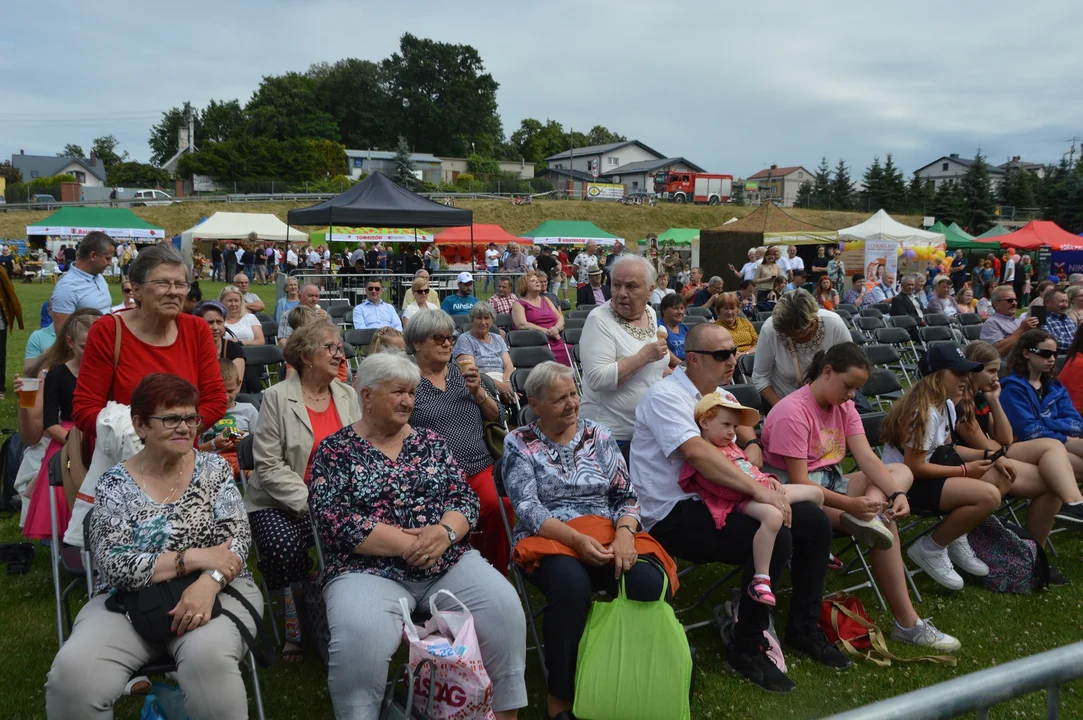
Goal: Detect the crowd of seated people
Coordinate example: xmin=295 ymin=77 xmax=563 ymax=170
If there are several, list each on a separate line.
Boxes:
xmin=19 ymin=234 xmax=1083 ymax=718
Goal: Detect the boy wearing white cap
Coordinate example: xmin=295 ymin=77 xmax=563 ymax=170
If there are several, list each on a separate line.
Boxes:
xmin=682 ymin=391 xmax=823 ymax=606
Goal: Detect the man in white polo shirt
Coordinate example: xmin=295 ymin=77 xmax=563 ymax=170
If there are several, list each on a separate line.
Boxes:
xmin=630 ymin=322 xmax=843 ymax=694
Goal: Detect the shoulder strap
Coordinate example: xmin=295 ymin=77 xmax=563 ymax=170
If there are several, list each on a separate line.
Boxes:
xmin=221 ymin=585 xmax=277 ymax=667
xmin=107 ymin=314 xmax=122 ymax=402
xmin=829 ymin=600 xmax=957 ymax=667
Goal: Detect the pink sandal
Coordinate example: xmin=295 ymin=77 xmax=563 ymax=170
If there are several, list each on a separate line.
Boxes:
xmin=747 ymin=577 xmax=776 ymax=606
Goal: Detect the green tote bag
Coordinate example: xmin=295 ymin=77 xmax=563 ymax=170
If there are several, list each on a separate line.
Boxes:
xmin=572 ymin=568 xmax=692 ymax=720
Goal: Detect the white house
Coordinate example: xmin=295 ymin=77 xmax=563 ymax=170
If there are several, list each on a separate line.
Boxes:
xmin=914 ymin=154 xmax=1006 ymax=191
xmin=746 ymin=164 xmax=814 ymax=207
xmin=11 ymin=151 xmax=107 ymax=187
xmin=438 ymin=157 xmax=533 ymax=183
xmin=545 ymin=140 xmax=667 ymax=176
xmin=344 ymin=149 xmax=443 ymax=184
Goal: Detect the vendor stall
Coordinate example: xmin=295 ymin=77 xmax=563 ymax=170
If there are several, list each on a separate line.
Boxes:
xmin=27 ymin=207 xmax=165 ymax=242
xmin=520 ymin=220 xmax=622 ymax=247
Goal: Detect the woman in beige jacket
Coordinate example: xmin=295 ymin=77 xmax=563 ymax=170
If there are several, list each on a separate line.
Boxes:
xmin=245 ymin=321 xmax=361 ymax=662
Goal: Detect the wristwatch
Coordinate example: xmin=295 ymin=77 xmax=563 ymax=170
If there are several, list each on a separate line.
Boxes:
xmin=203 ymin=568 xmax=227 ymax=589
xmin=441 ymin=523 xmax=458 ymax=544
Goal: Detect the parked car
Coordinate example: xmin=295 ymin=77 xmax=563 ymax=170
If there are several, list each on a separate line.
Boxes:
xmin=31 ymin=194 xmax=57 ymax=209
xmin=130 ymin=189 xmax=174 ymax=206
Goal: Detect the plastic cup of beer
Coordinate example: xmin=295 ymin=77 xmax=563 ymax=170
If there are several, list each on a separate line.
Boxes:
xmin=18 ymin=378 xmax=40 ymax=409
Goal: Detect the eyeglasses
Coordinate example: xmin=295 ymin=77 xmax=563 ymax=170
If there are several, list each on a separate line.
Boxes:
xmin=689 ymin=348 xmax=737 ymax=362
xmin=122 ymin=287 xmax=132 ymax=295
xmin=430 ymin=334 xmax=454 ymax=345
xmin=322 ymin=343 xmax=346 ymax=357
xmin=147 ymin=413 xmax=203 ymax=429
xmin=145 ymin=280 xmax=190 ymax=292
xmin=1028 ymin=347 xmax=1058 ymax=359
xmin=415 ymin=288 xmax=430 ymax=293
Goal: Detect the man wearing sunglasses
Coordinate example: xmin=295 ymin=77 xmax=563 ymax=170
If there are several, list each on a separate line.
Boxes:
xmin=980 ymin=286 xmax=1039 ymax=355
xmin=630 ymin=323 xmax=837 ymax=694
xmin=352 ymin=278 xmax=402 ymax=331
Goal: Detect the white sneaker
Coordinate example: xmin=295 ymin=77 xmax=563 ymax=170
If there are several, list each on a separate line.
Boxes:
xmin=892 ymin=618 xmax=961 ymax=653
xmin=907 ymin=538 xmax=964 ymax=590
xmin=840 ymin=513 xmax=895 ymax=550
xmin=948 ymin=535 xmax=989 ymax=577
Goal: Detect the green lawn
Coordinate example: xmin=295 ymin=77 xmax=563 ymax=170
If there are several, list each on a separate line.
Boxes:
xmin=1 ymin=279 xmax=1081 ymax=719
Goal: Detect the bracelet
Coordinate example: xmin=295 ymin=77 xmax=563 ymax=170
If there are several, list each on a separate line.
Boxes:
xmin=983 ymin=449 xmax=990 ymax=460
xmin=886 ymin=491 xmax=906 ymax=505
xmin=617 ymin=525 xmax=637 ymax=537
xmin=741 ymin=438 xmax=763 ymax=451
xmin=175 ymin=549 xmax=187 ymax=577
xmin=961 ymin=463 xmax=968 ymax=477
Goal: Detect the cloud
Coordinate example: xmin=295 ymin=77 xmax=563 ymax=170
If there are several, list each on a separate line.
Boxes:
xmin=3 ymin=0 xmax=1081 ymax=179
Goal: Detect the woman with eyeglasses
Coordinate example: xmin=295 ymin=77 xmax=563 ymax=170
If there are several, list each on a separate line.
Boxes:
xmin=73 ymin=245 xmax=227 ymax=440
xmin=401 ymin=276 xmax=435 ymax=325
xmin=1001 ymin=330 xmax=1083 ymax=471
xmin=404 ymin=309 xmax=510 ymax=573
xmin=245 ymin=320 xmax=361 ymax=663
xmin=47 ymin=374 xmax=262 ymax=719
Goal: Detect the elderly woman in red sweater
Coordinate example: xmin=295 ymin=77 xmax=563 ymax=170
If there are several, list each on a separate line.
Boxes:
xmin=73 ymin=244 xmax=227 ymax=436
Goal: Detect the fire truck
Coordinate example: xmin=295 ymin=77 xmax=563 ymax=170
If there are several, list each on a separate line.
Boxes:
xmin=653 ymin=171 xmax=733 ymax=205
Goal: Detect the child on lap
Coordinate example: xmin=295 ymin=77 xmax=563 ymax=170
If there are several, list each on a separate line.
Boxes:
xmin=679 ymin=391 xmax=823 ymax=606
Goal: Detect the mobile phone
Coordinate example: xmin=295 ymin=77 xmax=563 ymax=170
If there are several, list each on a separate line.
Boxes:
xmin=1031 ymin=305 xmax=1047 ymax=325
xmin=989 ymin=446 xmax=1008 ymax=462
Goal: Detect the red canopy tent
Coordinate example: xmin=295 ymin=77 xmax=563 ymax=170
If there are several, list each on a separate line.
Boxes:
xmin=435 ymin=223 xmax=532 ymax=264
xmin=996 ymin=220 xmax=1083 ymax=251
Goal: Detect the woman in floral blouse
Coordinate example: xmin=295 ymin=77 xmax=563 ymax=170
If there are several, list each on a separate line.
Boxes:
xmin=309 ymin=353 xmax=526 ymax=720
xmin=46 ymin=374 xmax=261 ymax=720
xmin=503 ymin=362 xmax=669 ymax=720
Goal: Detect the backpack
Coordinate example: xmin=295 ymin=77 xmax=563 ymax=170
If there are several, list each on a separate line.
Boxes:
xmin=0 ymin=432 xmax=26 ymax=514
xmin=966 ymin=516 xmax=1050 ymax=593
xmin=820 ymin=595 xmax=957 ymax=667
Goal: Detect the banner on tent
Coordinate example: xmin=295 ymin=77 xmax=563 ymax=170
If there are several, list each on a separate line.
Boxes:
xmin=1049 ymin=248 xmax=1076 ymax=280
xmin=864 ymin=240 xmax=898 ymax=283
xmin=585 ymin=183 xmax=625 ymax=201
xmin=26 ymin=225 xmax=162 ymax=239
xmin=328 ymin=227 xmax=432 ymax=243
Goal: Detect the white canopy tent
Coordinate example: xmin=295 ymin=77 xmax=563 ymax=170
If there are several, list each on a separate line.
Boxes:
xmin=180 ymin=212 xmax=308 ymax=265
xmin=838 ymin=209 xmax=945 ymax=247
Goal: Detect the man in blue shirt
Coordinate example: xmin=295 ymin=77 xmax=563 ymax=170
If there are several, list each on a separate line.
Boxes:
xmin=868 ymin=271 xmax=897 ymax=305
xmin=352 ymin=278 xmax=403 ymax=331
xmin=50 ymin=231 xmax=115 ymax=330
xmin=441 ymin=272 xmax=479 ymax=317
xmin=784 ymin=269 xmax=808 ymax=294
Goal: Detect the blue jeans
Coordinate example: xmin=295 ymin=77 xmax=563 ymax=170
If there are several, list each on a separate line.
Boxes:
xmin=212 ymin=261 xmax=222 ymax=281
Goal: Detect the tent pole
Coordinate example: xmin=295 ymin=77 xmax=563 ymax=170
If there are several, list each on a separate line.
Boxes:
xmin=470 ymin=224 xmax=476 ymax=274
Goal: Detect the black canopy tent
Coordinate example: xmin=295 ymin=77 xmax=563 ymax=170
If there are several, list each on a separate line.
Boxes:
xmin=286 ymin=171 xmax=475 ymax=269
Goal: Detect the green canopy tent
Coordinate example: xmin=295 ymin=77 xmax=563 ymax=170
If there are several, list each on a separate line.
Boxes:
xmin=949 ymin=222 xmax=974 ymax=240
xmin=636 ymin=227 xmax=699 ymax=247
xmin=26 ymin=207 xmax=166 ymax=242
xmin=975 ymin=225 xmax=1011 ymax=241
xmin=520 ymin=220 xmax=622 ymax=246
xmin=932 ymin=220 xmax=1000 ymax=251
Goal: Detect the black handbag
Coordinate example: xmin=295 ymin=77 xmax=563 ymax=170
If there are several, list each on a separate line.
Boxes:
xmin=928 ymin=406 xmax=964 ymax=467
xmin=106 ymin=575 xmax=276 ymax=667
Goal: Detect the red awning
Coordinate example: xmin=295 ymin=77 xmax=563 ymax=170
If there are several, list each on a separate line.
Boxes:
xmin=995 ymin=220 xmax=1083 ymax=251
xmin=435 ymin=223 xmax=533 ymax=247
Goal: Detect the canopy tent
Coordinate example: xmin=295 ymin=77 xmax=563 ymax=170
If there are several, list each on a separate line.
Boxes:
xmin=975 ymin=225 xmax=1011 ymax=241
xmin=699 ymin=202 xmax=836 ymax=277
xmin=993 ymin=220 xmax=1083 ymax=251
xmin=635 ymin=227 xmax=700 ymax=248
xmin=838 ymin=209 xmax=945 ymax=247
xmin=26 ymin=207 xmax=165 ymax=241
xmin=309 ymin=226 xmax=432 ymax=244
xmin=520 ymin=220 xmax=622 ymax=246
xmin=435 ymin=224 xmax=530 ymax=248
xmin=180 ymin=212 xmax=307 ymax=242
xmin=931 ymin=220 xmax=996 ymax=251
xmin=287 ymin=171 xmax=472 ymax=228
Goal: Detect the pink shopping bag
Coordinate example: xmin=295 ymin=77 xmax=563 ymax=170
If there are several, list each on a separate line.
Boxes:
xmin=399 ymin=590 xmax=495 ymax=720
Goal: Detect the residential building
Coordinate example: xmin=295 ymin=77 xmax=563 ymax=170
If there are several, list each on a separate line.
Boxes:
xmin=745 ymin=164 xmax=814 ymax=207
xmin=438 ymin=157 xmax=533 ymax=183
xmin=913 ymin=153 xmax=1006 ymax=191
xmin=344 ymin=149 xmax=443 ymax=184
xmin=11 ymin=150 xmax=107 ymax=187
xmin=533 ymin=167 xmax=596 ymax=197
xmin=545 ymin=140 xmax=666 ymax=176
xmin=997 ymin=155 xmax=1048 ymax=180
xmin=600 ymin=157 xmax=706 ymax=194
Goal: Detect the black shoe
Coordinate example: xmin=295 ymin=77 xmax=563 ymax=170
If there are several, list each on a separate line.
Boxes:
xmin=1049 ymin=566 xmax=1071 ymax=585
xmin=1055 ymin=503 xmax=1083 ymax=525
xmin=785 ymin=627 xmax=852 ymax=670
xmin=724 ymin=642 xmax=796 ymax=695
xmin=546 ymin=712 xmax=575 ymax=720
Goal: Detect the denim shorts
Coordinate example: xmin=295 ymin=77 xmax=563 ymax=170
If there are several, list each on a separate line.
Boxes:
xmin=763 ymin=463 xmax=849 ymax=495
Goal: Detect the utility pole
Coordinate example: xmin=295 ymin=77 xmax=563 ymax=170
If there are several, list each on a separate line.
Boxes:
xmin=1069 ymin=137 xmax=1079 ymax=166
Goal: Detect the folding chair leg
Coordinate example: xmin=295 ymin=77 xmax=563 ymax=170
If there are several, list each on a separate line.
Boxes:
xmin=851 ymin=544 xmax=887 ymax=612
xmin=50 ymin=489 xmax=66 ymax=648
xmin=248 ymin=652 xmax=267 ymax=720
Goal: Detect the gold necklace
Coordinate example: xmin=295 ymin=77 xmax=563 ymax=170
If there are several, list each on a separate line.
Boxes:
xmin=139 ymin=452 xmax=186 ymax=504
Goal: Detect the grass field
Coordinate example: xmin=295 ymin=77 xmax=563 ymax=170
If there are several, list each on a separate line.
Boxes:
xmin=1 ymin=280 xmax=1081 ymax=719
xmin=0 ymin=199 xmax=913 ymax=246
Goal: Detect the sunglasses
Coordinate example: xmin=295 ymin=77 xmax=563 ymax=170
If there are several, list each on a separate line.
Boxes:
xmin=415 ymin=288 xmax=430 ymax=293
xmin=366 ymin=286 xmax=382 ymax=292
xmin=1027 ymin=347 xmax=1058 ymax=359
xmin=998 ymin=298 xmax=1018 ymax=305
xmin=430 ymin=334 xmax=454 ymax=345
xmin=689 ymin=348 xmax=737 ymax=362
xmin=122 ymin=287 xmax=132 ymax=294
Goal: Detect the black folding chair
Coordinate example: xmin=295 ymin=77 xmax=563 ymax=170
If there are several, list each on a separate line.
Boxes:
xmin=836 ymin=303 xmax=859 ymax=315
xmin=737 ymin=353 xmax=755 ymax=380
xmin=853 ymin=316 xmax=886 ymax=341
xmin=241 ymin=345 xmax=284 ymax=387
xmin=849 ymin=329 xmax=868 ymax=346
xmin=871 ymin=303 xmax=891 ymax=316
xmin=956 ymin=313 xmax=982 ymax=326
xmin=49 ymin=453 xmax=91 ymax=646
xmin=683 ymin=316 xmax=708 ymax=326
xmin=752 ymin=320 xmax=765 ymax=334
xmin=685 ymin=307 xmax=713 ymax=319
xmin=918 ymin=326 xmax=954 ymax=345
xmin=859 ymin=307 xmax=883 ymax=319
xmin=344 ymin=328 xmax=379 ymax=354
xmin=507 ymin=329 xmax=548 ymax=348
xmin=833 ymin=308 xmax=853 ymax=324
xmin=962 ymin=325 xmax=984 ymax=342
xmin=260 ymin=320 xmax=278 ymax=345
xmin=494 ymin=314 xmax=514 ymax=333
xmin=235 ymin=392 xmax=263 ymax=411
xmin=861 ymin=368 xmax=904 ymax=411
xmin=563 ymin=327 xmax=583 ymax=346
xmin=756 ymin=311 xmax=774 ymax=322
xmin=236 ymin=436 xmax=282 ymax=648
xmin=874 ymin=326 xmax=920 ymax=368
xmin=563 ymin=317 xmax=587 ymax=331
xmin=509 ymin=346 xmax=556 ymax=370
xmin=923 ymin=313 xmax=951 ymax=327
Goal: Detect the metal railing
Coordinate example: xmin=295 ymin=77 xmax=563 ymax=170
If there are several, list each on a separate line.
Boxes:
xmin=825 ymin=641 xmax=1083 ymax=720
xmin=279 ymin=270 xmax=549 ymax=308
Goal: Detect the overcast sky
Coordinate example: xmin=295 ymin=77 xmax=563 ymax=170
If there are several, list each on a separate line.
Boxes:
xmin=3 ymin=0 xmax=1081 ymax=178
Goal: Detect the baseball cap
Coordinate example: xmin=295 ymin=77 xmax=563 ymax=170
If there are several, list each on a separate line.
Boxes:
xmin=919 ymin=344 xmax=983 ymax=377
xmin=694 ymin=391 xmax=760 ymax=428
xmin=457 ymin=272 xmax=474 ymax=284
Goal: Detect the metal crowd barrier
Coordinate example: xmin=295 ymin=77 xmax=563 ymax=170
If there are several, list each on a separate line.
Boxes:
xmin=825 ymin=641 xmax=1083 ymax=720
xmin=283 ymin=270 xmax=532 ymax=307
